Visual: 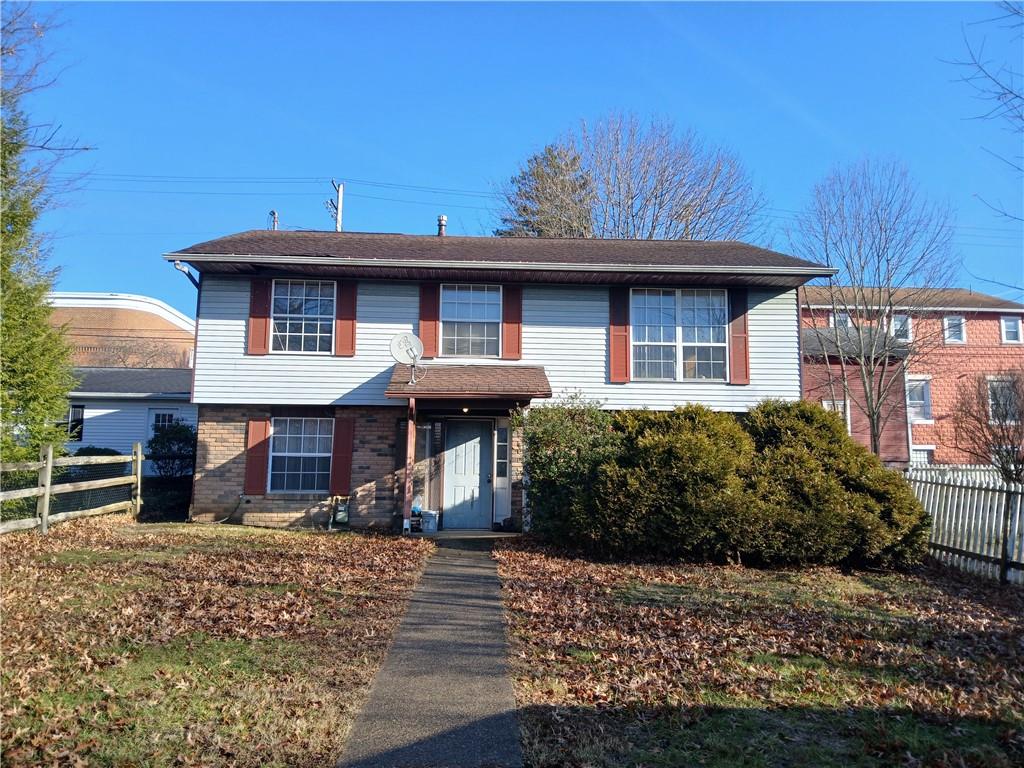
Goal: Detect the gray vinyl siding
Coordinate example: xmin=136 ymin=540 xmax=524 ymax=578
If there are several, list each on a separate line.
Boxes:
xmin=66 ymin=399 xmax=198 ymax=474
xmin=193 ymin=277 xmax=801 ymax=410
xmin=193 ymin=277 xmax=418 ymax=405
xmin=521 ymin=285 xmax=800 ymax=411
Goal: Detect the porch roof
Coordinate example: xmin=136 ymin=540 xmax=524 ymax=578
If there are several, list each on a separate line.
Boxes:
xmin=384 ymin=363 xmax=552 ymax=400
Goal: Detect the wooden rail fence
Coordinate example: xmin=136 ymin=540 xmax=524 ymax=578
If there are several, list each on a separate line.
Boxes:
xmin=0 ymin=443 xmax=143 ymax=535
xmin=908 ymin=469 xmax=1023 ymax=585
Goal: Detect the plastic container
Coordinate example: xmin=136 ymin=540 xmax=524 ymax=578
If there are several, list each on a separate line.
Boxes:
xmin=420 ymin=510 xmax=439 ymax=533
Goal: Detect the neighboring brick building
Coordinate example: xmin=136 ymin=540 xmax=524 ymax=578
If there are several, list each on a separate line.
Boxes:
xmin=49 ymin=292 xmax=195 ymax=368
xmin=802 ymin=287 xmax=1024 ymax=466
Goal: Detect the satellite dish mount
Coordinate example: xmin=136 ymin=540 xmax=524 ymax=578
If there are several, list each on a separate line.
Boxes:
xmin=389 ymin=332 xmax=425 ymax=384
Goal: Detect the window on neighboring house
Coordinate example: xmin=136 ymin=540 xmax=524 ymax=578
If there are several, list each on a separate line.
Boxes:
xmin=271 ymin=279 xmax=335 ymax=353
xmin=821 ymin=399 xmax=852 ymax=433
xmin=891 ymin=313 xmax=912 ymax=341
xmin=910 ymin=447 xmax=935 ymax=465
xmin=149 ymin=409 xmax=179 ymax=438
xmin=943 ymin=315 xmax=965 ymax=344
xmin=631 ymin=288 xmax=728 ymax=381
xmin=906 ymin=379 xmax=932 ymax=422
xmin=988 ymin=379 xmax=1020 ymax=424
xmin=496 ymin=426 xmax=509 ymax=479
xmin=67 ymin=404 xmax=84 ymax=441
xmin=1001 ymin=315 xmax=1022 ymax=344
xmin=268 ymin=417 xmax=334 ymax=492
xmin=440 ymin=284 xmax=501 ymax=357
xmin=833 ymin=311 xmax=853 ymax=329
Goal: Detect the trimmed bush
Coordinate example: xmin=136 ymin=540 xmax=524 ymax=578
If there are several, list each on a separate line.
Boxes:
xmin=519 ymin=398 xmax=928 ymax=569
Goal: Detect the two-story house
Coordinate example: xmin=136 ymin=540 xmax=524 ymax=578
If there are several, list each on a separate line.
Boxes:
xmin=168 ymin=227 xmax=834 ymax=530
xmin=801 ymin=287 xmax=1024 ymax=466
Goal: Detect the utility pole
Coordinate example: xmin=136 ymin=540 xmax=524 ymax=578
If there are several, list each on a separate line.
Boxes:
xmin=326 ymin=179 xmax=344 ymax=231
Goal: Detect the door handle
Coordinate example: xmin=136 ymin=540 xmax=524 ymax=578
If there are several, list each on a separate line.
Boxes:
xmin=486 ymin=473 xmax=492 ymax=484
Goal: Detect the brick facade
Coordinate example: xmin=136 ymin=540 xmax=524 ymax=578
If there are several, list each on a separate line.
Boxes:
xmin=192 ymin=405 xmax=525 ymax=530
xmin=51 ymin=306 xmax=195 ymax=368
xmin=192 ymin=405 xmax=405 ymax=529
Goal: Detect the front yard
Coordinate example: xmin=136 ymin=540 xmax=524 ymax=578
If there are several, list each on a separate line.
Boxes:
xmin=0 ymin=515 xmax=433 ymax=767
xmin=495 ymin=542 xmax=1024 ymax=768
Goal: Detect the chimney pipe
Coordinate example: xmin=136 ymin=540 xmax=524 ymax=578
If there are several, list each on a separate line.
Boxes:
xmin=437 ymin=214 xmax=447 ymax=237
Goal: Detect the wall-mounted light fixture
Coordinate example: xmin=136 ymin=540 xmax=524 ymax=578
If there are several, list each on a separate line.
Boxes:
xmin=461 ymin=407 xmax=469 ymax=413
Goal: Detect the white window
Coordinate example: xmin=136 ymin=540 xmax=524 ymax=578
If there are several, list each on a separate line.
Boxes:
xmin=821 ymin=399 xmax=852 ymax=433
xmin=67 ymin=404 xmax=85 ymax=441
xmin=833 ymin=311 xmax=853 ymax=329
xmin=910 ymin=446 xmax=935 ymax=465
xmin=891 ymin=313 xmax=912 ymax=342
xmin=1001 ymin=315 xmax=1022 ymax=344
xmin=906 ymin=378 xmax=932 ymax=422
xmin=271 ymin=279 xmax=335 ymax=353
xmin=631 ymin=288 xmax=728 ymax=381
xmin=149 ymin=408 xmax=179 ymax=438
xmin=943 ymin=315 xmax=965 ymax=344
xmin=496 ymin=426 xmax=509 ymax=479
xmin=988 ymin=379 xmax=1020 ymax=424
xmin=269 ymin=417 xmax=334 ymax=492
xmin=440 ymin=284 xmax=501 ymax=357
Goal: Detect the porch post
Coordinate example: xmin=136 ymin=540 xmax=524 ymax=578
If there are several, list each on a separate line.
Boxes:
xmin=402 ymin=397 xmax=416 ymax=531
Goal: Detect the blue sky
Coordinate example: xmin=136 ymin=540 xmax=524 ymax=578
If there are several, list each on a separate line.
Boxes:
xmin=30 ymin=1 xmax=1024 ymax=316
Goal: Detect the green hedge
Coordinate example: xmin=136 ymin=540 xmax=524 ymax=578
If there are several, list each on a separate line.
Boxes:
xmin=519 ymin=399 xmax=928 ymax=569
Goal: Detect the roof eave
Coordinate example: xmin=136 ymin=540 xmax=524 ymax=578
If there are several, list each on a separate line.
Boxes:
xmin=69 ymin=392 xmax=192 ymax=400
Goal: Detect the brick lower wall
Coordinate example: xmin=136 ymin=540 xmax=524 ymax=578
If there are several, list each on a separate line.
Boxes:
xmin=191 ymin=404 xmax=404 ymax=529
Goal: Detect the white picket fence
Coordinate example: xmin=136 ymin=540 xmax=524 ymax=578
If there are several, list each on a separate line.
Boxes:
xmin=907 ymin=468 xmax=1023 ymax=585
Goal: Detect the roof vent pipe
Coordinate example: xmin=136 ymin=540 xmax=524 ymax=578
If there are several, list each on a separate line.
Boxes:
xmin=437 ymin=214 xmax=447 ymax=237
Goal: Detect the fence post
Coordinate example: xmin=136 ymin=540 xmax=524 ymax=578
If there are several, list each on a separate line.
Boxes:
xmin=1000 ymin=488 xmax=1018 ymax=585
xmin=132 ymin=442 xmax=143 ymax=519
xmin=36 ymin=444 xmax=53 ymax=535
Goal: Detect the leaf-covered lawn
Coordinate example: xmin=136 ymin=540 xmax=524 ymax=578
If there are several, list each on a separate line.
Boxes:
xmin=1 ymin=515 xmax=434 ymax=767
xmin=495 ymin=542 xmax=1024 ymax=768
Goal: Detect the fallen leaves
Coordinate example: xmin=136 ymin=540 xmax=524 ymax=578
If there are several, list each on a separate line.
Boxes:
xmin=495 ymin=540 xmax=1024 ymax=767
xmin=0 ymin=515 xmax=433 ymax=766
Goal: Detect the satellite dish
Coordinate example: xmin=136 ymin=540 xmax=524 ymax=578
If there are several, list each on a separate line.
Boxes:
xmin=389 ymin=332 xmax=424 ymax=366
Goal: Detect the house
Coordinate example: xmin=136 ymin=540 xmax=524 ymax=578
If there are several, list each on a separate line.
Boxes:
xmin=801 ymin=287 xmax=1024 ymax=466
xmin=167 ymin=226 xmax=834 ymax=530
xmin=49 ymin=292 xmax=196 ymax=368
xmin=67 ymin=367 xmax=198 ymax=474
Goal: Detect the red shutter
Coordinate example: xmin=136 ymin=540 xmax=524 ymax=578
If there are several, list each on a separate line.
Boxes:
xmin=334 ymin=281 xmax=357 ymax=357
xmin=329 ymin=416 xmax=355 ymax=495
xmin=419 ymin=283 xmax=440 ymax=358
xmin=248 ymin=279 xmax=271 ymax=355
xmin=728 ymin=288 xmax=750 ymax=385
xmin=609 ymin=287 xmax=631 ymax=383
xmin=243 ymin=417 xmax=271 ymax=495
xmin=501 ymin=285 xmax=522 ymax=360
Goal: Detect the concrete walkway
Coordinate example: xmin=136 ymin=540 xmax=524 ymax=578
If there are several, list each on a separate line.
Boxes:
xmin=338 ymin=536 xmax=523 ymax=768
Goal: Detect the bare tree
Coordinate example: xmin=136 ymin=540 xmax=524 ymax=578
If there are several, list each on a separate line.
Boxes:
xmin=954 ymin=368 xmax=1024 ymax=484
xmin=85 ymin=339 xmax=191 ymax=369
xmin=497 ymin=113 xmax=766 ymax=241
xmin=794 ymin=159 xmax=958 ymax=457
xmin=952 ymin=1 xmax=1023 ymax=220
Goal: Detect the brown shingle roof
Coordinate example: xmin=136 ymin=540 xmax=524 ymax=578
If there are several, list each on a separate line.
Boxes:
xmin=801 ymin=286 xmax=1024 ymax=311
xmin=384 ymin=364 xmax=551 ymax=400
xmin=170 ymin=230 xmax=830 ymax=273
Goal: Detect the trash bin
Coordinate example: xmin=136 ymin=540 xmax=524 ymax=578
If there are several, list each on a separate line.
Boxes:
xmin=420 ymin=510 xmax=439 ymax=533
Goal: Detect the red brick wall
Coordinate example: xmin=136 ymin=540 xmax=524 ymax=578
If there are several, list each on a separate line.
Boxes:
xmin=801 ymin=307 xmax=1024 ymax=464
xmin=802 ymin=357 xmax=909 ymax=466
xmin=51 ymin=307 xmax=194 ymax=367
xmin=191 ymin=404 xmax=404 ymax=528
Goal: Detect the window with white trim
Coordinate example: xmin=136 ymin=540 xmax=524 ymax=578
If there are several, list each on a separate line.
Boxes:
xmin=67 ymin=404 xmax=84 ymax=441
xmin=149 ymin=408 xmax=179 ymax=438
xmin=906 ymin=379 xmax=932 ymax=422
xmin=891 ymin=313 xmax=912 ymax=341
xmin=821 ymin=399 xmax=851 ymax=434
xmin=271 ymin=280 xmax=335 ymax=353
xmin=988 ymin=379 xmax=1020 ymax=424
xmin=833 ymin=311 xmax=853 ymax=329
xmin=440 ymin=284 xmax=501 ymax=357
xmin=269 ymin=417 xmax=334 ymax=492
xmin=496 ymin=426 xmax=509 ymax=479
xmin=943 ymin=315 xmax=965 ymax=344
xmin=1001 ymin=315 xmax=1022 ymax=344
xmin=631 ymin=288 xmax=728 ymax=381
xmin=910 ymin=447 xmax=935 ymax=465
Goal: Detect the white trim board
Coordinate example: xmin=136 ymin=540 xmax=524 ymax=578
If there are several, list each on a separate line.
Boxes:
xmin=48 ymin=292 xmax=195 ymax=333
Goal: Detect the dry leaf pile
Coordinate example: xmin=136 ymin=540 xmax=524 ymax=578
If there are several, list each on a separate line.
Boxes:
xmin=495 ymin=541 xmax=1024 ymax=768
xmin=0 ymin=515 xmax=433 ymax=767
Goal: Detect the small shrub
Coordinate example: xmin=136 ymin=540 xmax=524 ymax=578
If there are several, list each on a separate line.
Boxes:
xmin=146 ymin=420 xmax=197 ymax=479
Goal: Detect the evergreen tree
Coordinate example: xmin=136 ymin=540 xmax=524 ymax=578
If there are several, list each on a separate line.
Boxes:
xmin=1 ymin=70 xmax=76 ymax=463
xmin=495 ymin=144 xmax=593 ymax=238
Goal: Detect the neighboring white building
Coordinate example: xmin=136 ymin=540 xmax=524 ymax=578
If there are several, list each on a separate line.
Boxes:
xmin=67 ymin=367 xmax=197 ymax=475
